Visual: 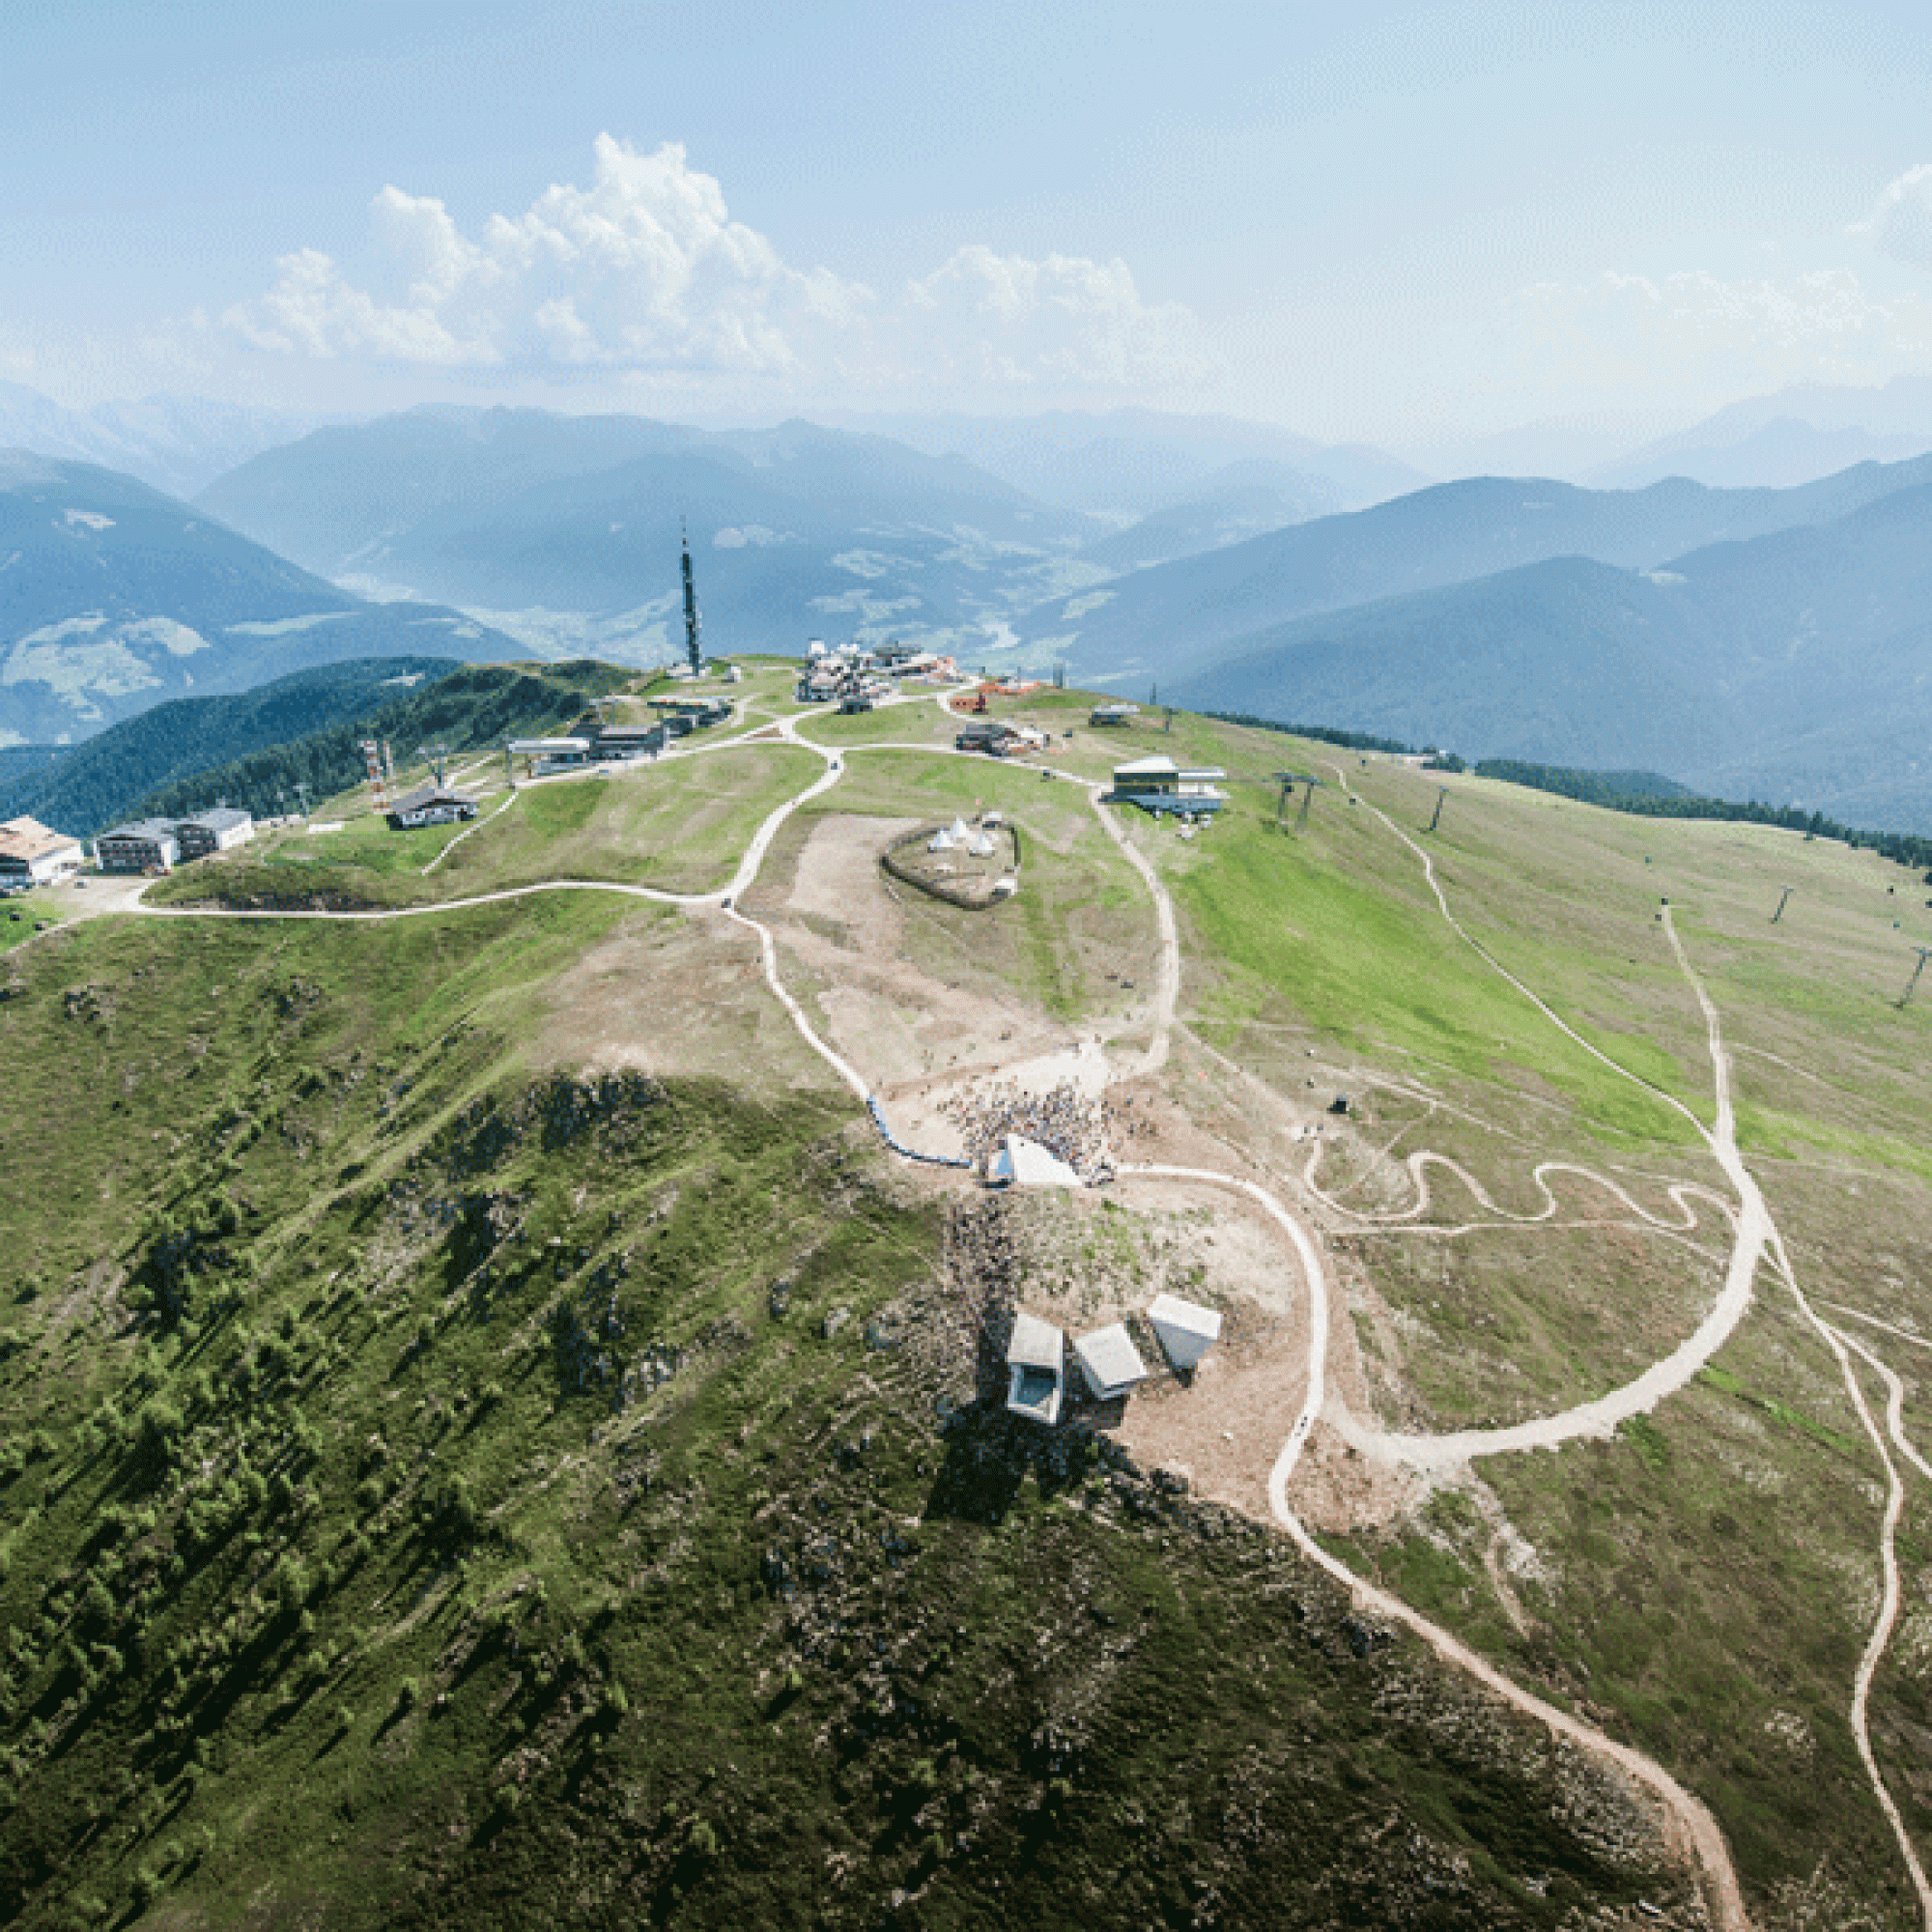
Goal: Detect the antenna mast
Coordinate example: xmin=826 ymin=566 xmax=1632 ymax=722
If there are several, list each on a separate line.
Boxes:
xmin=680 ymin=521 xmax=703 ymax=676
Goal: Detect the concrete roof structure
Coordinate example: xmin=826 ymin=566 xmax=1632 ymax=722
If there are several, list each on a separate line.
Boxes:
xmin=100 ymin=817 xmax=180 ymax=844
xmin=1007 ymin=1311 xmax=1064 ymax=1371
xmin=1072 ymin=1323 xmax=1149 ymax=1401
xmin=1148 ymin=1293 xmax=1223 ymax=1373
xmin=1006 ymin=1311 xmax=1065 ymax=1426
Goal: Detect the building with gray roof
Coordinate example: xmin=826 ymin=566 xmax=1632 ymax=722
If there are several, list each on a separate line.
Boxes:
xmin=174 ymin=808 xmax=254 ymax=860
xmin=97 ymin=819 xmax=181 ymax=873
xmin=1005 ymin=1311 xmax=1065 ymax=1426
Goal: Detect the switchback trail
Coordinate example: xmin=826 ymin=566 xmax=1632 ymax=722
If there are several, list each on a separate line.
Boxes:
xmin=1331 ymin=772 xmax=1932 ymax=1923
xmin=1323 ymin=780 xmax=1775 ymax=1468
xmin=111 ymin=696 xmax=1765 ymax=1924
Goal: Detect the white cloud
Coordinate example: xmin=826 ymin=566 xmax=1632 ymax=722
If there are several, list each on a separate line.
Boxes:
xmin=221 ymin=137 xmax=1208 ymax=403
xmin=904 ymin=245 xmax=1209 ymax=390
xmin=227 ymin=137 xmax=857 ymax=374
xmin=1857 ymin=164 xmax=1932 ymax=271
xmin=1509 ymin=267 xmax=1932 ymax=406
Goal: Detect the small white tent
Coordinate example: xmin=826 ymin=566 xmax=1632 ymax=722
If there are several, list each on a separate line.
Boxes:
xmin=928 ymin=827 xmax=957 ymax=852
xmin=987 ymin=1135 xmax=1081 ymax=1189
xmin=1148 ymin=1293 xmax=1222 ymax=1372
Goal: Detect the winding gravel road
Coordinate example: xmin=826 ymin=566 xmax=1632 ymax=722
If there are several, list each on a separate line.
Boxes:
xmin=109 ymin=691 xmax=1830 ymax=1925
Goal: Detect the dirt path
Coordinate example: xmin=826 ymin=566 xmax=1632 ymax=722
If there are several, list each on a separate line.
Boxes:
xmin=1327 ymin=772 xmax=1932 ymax=1922
xmin=1318 ymin=781 xmax=1775 ymax=1467
xmin=98 ymin=690 xmax=1772 ymax=1922
xmin=1305 ymin=1137 xmax=1730 ymax=1238
xmin=1086 ymin=786 xmax=1178 ymax=1075
xmin=1107 ymin=1158 xmax=1751 ymax=1931
xmin=1775 ymin=1262 xmax=1932 ymax=1927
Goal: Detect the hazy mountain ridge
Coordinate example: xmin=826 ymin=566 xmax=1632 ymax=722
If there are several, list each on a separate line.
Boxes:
xmin=1172 ymin=556 xmax=1732 ymax=775
xmin=0 ymin=382 xmax=320 ymax=498
xmin=1168 ymin=479 xmax=1932 ymax=829
xmin=194 ymin=408 xmax=1101 ymax=659
xmin=0 ymin=451 xmax=516 ymax=744
xmin=825 ymin=405 xmax=1430 ymax=514
xmin=1583 ymin=376 xmax=1932 ymax=490
xmin=1015 ymin=460 xmax=1932 ymax=691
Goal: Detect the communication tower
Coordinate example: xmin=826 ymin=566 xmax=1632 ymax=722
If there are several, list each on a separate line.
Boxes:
xmin=680 ymin=522 xmax=703 ymax=676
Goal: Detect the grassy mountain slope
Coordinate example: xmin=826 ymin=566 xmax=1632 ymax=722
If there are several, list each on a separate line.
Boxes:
xmin=5 ymin=687 xmax=1932 ymax=1926
xmin=0 ymin=658 xmax=461 ymax=838
xmin=0 ymin=895 xmax=1672 ymax=1929
xmin=1122 ymin=707 xmax=1932 ymax=1927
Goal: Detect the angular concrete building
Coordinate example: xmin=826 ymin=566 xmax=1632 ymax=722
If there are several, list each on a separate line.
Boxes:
xmin=1072 ymin=1323 xmax=1149 ymax=1402
xmin=1148 ymin=1293 xmax=1222 ymax=1373
xmin=1005 ymin=1311 xmax=1065 ymax=1426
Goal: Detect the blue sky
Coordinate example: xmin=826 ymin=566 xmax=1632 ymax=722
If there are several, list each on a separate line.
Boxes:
xmin=8 ymin=1 xmax=1932 ymax=444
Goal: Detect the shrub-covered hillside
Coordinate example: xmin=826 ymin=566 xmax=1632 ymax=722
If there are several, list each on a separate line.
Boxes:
xmin=0 ymin=903 xmax=1692 ymax=1929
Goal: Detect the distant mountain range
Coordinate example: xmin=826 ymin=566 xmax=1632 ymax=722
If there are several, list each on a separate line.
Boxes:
xmin=825 ymin=407 xmax=1429 ymax=516
xmin=1167 ymin=475 xmax=1932 ymax=830
xmin=7 ymin=384 xmax=1932 ymax=829
xmin=194 ymin=408 xmax=1107 ymax=659
xmin=0 ymin=451 xmax=515 ymax=745
xmin=0 ymin=383 xmax=322 ymax=498
xmin=1586 ymin=419 xmax=1932 ymax=492
xmin=1013 ymin=461 xmax=1932 ymax=691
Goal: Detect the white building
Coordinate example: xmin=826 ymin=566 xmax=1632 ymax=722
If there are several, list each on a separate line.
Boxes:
xmin=1073 ymin=1323 xmax=1149 ymax=1402
xmin=1108 ymin=754 xmax=1227 ymax=818
xmin=1006 ymin=1311 xmax=1065 ymax=1426
xmin=987 ymin=1135 xmax=1082 ymax=1189
xmin=0 ymin=815 xmax=83 ymax=884
xmin=1148 ymin=1293 xmax=1222 ymax=1372
xmin=174 ymin=808 xmax=253 ymax=859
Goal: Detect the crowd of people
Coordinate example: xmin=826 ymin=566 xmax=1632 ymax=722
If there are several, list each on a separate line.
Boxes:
xmin=937 ymin=1076 xmax=1118 ymax=1181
